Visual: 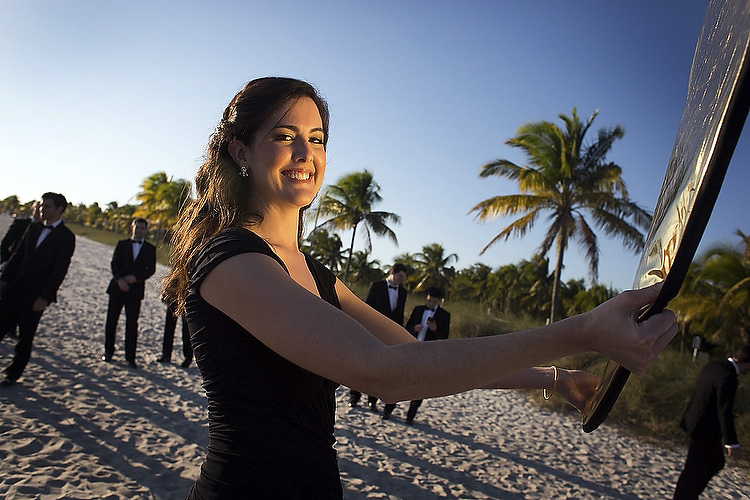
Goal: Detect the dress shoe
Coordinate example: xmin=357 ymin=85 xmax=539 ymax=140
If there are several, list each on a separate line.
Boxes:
xmin=369 ymin=402 xmax=378 ymax=412
xmin=381 ymin=413 xmax=390 ymax=420
xmin=1 ymin=376 xmax=17 ymax=387
xmin=180 ymin=359 xmax=191 ymax=368
xmin=101 ymin=355 xmax=112 ymax=362
xmin=127 ymin=361 xmax=138 ymax=369
xmin=156 ymin=357 xmax=170 ymax=363
xmin=405 ymin=418 xmax=414 ymax=425
xmin=348 ymin=401 xmax=358 ymax=408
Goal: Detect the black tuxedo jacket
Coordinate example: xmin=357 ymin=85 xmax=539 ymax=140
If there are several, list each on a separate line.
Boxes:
xmin=1 ymin=217 xmax=33 ymax=263
xmin=365 ymin=280 xmax=407 ymax=326
xmin=106 ymin=239 xmax=156 ymax=302
xmin=680 ymin=359 xmax=739 ymax=445
xmin=405 ymin=304 xmax=450 ymax=342
xmin=0 ymin=221 xmax=76 ymax=303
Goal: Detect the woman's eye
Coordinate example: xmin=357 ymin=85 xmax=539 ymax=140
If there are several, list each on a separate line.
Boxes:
xmin=310 ymin=136 xmax=324 ymax=145
xmin=275 ymin=134 xmax=293 ymax=142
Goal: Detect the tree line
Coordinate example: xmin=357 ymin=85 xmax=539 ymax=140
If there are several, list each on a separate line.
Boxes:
xmin=2 ymin=109 xmax=747 ymax=355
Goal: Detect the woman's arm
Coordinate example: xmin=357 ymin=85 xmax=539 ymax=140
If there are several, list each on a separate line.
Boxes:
xmin=200 ymin=252 xmax=677 ymax=404
xmin=334 ymin=279 xmax=417 ymax=345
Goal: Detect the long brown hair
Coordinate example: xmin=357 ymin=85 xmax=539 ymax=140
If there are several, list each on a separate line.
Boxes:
xmin=163 ymin=77 xmax=330 ymax=312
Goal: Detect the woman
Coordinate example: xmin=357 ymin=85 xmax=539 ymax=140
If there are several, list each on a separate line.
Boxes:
xmin=164 ymin=77 xmax=677 ymax=498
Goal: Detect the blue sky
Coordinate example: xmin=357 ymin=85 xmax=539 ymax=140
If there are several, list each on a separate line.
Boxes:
xmin=1 ymin=1 xmax=747 ymax=291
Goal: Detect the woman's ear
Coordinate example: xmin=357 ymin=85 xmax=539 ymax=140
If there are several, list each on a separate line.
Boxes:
xmin=227 ymin=139 xmax=248 ymax=166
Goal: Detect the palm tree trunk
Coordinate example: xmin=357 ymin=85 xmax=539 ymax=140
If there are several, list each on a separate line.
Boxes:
xmin=549 ymin=237 xmax=566 ymax=323
xmin=343 ymin=224 xmax=358 ymax=283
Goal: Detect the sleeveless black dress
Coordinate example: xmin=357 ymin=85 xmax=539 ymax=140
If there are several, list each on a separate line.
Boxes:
xmin=184 ymin=228 xmax=342 ymax=499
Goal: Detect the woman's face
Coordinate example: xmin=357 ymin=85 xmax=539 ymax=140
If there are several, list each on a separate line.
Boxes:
xmin=243 ymin=97 xmax=326 ymax=213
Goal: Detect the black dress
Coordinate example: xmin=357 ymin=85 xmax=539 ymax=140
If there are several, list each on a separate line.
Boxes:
xmin=184 ymin=228 xmax=342 ymax=499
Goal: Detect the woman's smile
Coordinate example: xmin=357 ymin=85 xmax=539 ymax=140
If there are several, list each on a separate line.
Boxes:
xmin=281 ymin=168 xmax=314 ymax=181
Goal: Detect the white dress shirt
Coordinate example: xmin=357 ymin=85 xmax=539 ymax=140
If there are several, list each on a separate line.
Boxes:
xmin=36 ymin=220 xmax=61 ymax=248
xmin=416 ymin=306 xmax=437 ymax=342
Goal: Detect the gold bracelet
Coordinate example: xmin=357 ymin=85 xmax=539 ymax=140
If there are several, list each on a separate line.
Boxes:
xmin=543 ymin=365 xmax=558 ymax=400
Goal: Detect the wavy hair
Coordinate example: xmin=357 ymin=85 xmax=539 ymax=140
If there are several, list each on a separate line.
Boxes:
xmin=163 ymin=77 xmax=330 ymax=311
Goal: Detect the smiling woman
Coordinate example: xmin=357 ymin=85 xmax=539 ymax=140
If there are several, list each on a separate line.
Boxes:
xmin=226 ymin=96 xmax=326 ymax=226
xmin=162 ymin=77 xmax=678 ymax=499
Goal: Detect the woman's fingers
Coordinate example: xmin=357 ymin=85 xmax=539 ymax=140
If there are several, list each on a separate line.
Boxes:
xmin=558 ymin=370 xmax=599 ymax=413
xmin=588 ymin=283 xmax=677 ymax=376
xmin=618 ymin=308 xmax=678 ymax=375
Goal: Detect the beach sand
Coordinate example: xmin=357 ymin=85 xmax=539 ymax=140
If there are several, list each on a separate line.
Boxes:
xmin=0 ymin=214 xmax=746 ymax=500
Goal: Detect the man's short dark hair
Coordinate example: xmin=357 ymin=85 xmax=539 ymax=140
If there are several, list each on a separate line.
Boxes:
xmin=426 ymin=286 xmax=443 ymax=299
xmin=732 ymin=344 xmax=750 ymax=363
xmin=390 ymin=263 xmax=407 ymax=275
xmin=41 ymin=192 xmax=68 ymax=213
xmin=132 ymin=217 xmax=148 ymax=227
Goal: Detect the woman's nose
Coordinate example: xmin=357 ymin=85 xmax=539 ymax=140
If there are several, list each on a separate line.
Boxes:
xmin=293 ymin=139 xmax=313 ymax=163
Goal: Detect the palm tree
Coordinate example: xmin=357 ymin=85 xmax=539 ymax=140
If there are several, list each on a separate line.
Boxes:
xmin=103 ymin=201 xmax=137 ymax=233
xmin=492 ymin=256 xmax=552 ymax=320
xmin=135 ymin=172 xmax=193 ymax=243
xmin=469 ymin=108 xmax=651 ymax=323
xmin=671 ymin=230 xmax=750 ymax=352
xmin=316 ymin=170 xmax=400 ymax=282
xmin=412 ymin=243 xmax=458 ymax=293
xmin=564 ymin=281 xmax=618 ymax=317
xmin=304 ymin=228 xmax=346 ymax=272
xmin=347 ymin=250 xmax=382 ymax=286
xmin=453 ymin=263 xmax=495 ymax=306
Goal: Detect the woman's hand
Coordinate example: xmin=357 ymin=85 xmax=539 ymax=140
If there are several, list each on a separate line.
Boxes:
xmin=584 ymin=282 xmax=678 ymax=376
xmin=555 ymin=369 xmax=599 ymax=413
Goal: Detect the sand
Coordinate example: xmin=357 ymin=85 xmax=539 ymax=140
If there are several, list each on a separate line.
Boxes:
xmin=0 ymin=214 xmax=746 ymax=500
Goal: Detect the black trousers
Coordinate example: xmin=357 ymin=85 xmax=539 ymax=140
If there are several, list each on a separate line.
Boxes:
xmin=0 ymin=291 xmax=44 ymax=381
xmin=104 ymin=293 xmax=142 ymax=363
xmin=161 ymin=305 xmax=192 ymax=362
xmin=349 ymin=389 xmax=378 ymax=407
xmin=383 ymin=399 xmax=423 ymax=421
xmin=673 ymin=432 xmax=725 ymax=500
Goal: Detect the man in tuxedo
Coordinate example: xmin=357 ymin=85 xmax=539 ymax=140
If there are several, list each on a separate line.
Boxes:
xmin=102 ymin=218 xmax=156 ymax=368
xmin=0 ymin=193 xmax=76 ymax=386
xmin=349 ymin=263 xmax=408 ymax=410
xmin=382 ymin=286 xmax=450 ymax=424
xmin=674 ymin=344 xmax=750 ymax=499
xmin=0 ymin=201 xmax=41 ymax=339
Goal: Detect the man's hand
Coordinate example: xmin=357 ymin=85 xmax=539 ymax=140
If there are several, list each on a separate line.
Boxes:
xmin=117 ymin=278 xmax=130 ymax=292
xmin=426 ymin=317 xmax=437 ymax=332
xmin=32 ymin=297 xmax=49 ymax=313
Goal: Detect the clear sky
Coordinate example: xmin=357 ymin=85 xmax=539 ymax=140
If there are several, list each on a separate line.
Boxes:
xmin=1 ymin=0 xmax=747 ymax=291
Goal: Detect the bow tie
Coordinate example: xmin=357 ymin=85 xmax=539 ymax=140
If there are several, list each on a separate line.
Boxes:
xmin=426 ymin=308 xmax=435 ymax=312
xmin=132 ymin=240 xmax=144 ymax=245
xmin=388 ymin=285 xmax=398 ymax=290
xmin=43 ymin=224 xmax=55 ymax=229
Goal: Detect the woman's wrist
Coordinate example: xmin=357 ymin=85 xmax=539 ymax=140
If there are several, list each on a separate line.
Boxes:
xmin=543 ymin=365 xmax=558 ymax=400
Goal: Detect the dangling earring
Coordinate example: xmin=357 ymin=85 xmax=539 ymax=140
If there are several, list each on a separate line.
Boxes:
xmin=240 ymin=166 xmax=249 ymax=178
